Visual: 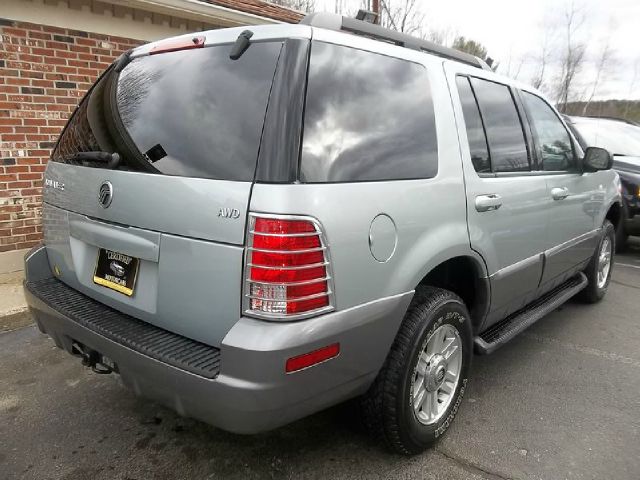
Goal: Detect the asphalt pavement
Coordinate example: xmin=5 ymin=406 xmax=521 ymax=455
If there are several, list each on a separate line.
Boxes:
xmin=1 ymin=239 xmax=639 ymax=480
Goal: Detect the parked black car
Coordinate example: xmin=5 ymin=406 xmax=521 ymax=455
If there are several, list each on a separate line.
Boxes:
xmin=565 ymin=116 xmax=640 ymax=250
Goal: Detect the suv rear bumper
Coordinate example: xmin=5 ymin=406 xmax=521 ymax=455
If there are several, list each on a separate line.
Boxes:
xmin=24 ymin=245 xmax=412 ymax=434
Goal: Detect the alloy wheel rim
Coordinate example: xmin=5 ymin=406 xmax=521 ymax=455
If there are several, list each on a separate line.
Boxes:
xmin=597 ymin=236 xmax=612 ymax=289
xmin=411 ymin=324 xmax=462 ymax=426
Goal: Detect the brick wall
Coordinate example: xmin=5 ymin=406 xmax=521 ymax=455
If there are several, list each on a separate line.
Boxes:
xmin=0 ymin=19 xmax=143 ymax=253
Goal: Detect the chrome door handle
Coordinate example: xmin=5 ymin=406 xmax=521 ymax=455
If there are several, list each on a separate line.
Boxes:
xmin=551 ymin=187 xmax=569 ymax=200
xmin=475 ymin=194 xmax=502 ymax=212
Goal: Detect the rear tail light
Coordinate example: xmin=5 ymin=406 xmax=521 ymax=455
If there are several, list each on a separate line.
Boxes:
xmin=244 ymin=214 xmax=334 ymax=319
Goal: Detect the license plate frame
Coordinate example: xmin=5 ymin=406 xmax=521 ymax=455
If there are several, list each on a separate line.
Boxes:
xmin=93 ymin=248 xmax=140 ymax=296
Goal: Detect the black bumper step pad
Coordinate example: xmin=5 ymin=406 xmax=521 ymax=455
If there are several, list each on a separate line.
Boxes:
xmin=26 ymin=277 xmax=221 ymax=379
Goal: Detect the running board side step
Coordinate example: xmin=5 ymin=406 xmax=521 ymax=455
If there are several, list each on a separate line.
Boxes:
xmin=474 ymin=273 xmax=588 ymax=355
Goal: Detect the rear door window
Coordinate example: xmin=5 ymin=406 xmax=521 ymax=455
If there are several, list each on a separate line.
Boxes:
xmin=300 ymin=42 xmax=438 ymax=183
xmin=456 ymin=76 xmax=491 ymax=173
xmin=469 ymin=78 xmax=530 ymax=173
xmin=52 ymin=42 xmax=282 ymax=181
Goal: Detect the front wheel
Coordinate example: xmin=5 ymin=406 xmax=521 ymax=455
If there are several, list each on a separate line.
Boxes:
xmin=579 ymin=219 xmax=615 ymax=303
xmin=360 ymin=286 xmax=472 ymax=455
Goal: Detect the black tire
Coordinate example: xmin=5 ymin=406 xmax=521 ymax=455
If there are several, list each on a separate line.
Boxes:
xmin=579 ymin=219 xmax=615 ymax=303
xmin=615 ymin=222 xmax=628 ymax=253
xmin=360 ymin=286 xmax=473 ymax=455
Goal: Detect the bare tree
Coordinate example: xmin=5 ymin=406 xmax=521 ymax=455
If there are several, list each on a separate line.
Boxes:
xmin=271 ymin=0 xmax=364 ymax=16
xmin=555 ymin=1 xmax=588 ymax=113
xmin=582 ymin=36 xmax=614 ymax=115
xmin=270 ymin=0 xmax=316 ymax=13
xmin=531 ymin=23 xmax=555 ymax=90
xmin=509 ymin=56 xmax=526 ymax=80
xmin=330 ymin=0 xmax=365 ymax=16
xmin=622 ymin=58 xmax=640 ymax=119
xmin=379 ymin=0 xmax=423 ymax=34
xmin=499 ymin=45 xmax=524 ymax=79
xmin=420 ymin=26 xmax=458 ymax=47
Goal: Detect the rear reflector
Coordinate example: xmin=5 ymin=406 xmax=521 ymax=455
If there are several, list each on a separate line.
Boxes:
xmin=244 ymin=214 xmax=333 ymax=319
xmin=285 ymin=344 xmax=340 ymax=373
xmin=150 ymin=36 xmax=205 ymax=55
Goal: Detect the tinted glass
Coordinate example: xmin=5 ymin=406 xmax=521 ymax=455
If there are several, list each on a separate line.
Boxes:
xmin=470 ymin=78 xmax=529 ymax=172
xmin=300 ymin=42 xmax=438 ymax=182
xmin=115 ymin=43 xmax=281 ymax=180
xmin=456 ymin=76 xmax=491 ymax=173
xmin=522 ymin=92 xmax=575 ymax=171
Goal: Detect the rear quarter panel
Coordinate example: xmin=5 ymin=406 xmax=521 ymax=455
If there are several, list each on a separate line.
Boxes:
xmin=251 ymin=32 xmax=475 ymax=309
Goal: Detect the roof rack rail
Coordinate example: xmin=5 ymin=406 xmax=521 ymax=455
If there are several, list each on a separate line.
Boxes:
xmin=300 ymin=12 xmax=490 ymax=70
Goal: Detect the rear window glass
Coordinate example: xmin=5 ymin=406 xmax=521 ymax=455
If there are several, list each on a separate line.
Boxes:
xmin=300 ymin=42 xmax=438 ymax=183
xmin=52 ymin=42 xmax=282 ymax=181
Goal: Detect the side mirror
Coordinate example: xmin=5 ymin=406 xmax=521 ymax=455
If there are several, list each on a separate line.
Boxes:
xmin=583 ymin=146 xmax=613 ymax=172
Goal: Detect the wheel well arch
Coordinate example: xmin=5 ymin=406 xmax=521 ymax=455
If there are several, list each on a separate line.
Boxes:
xmin=416 ymin=255 xmax=489 ymax=332
xmin=605 ymin=201 xmax=622 ymax=231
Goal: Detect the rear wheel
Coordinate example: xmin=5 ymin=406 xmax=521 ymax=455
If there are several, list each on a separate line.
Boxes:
xmin=360 ymin=287 xmax=472 ymax=455
xmin=579 ymin=220 xmax=615 ymax=303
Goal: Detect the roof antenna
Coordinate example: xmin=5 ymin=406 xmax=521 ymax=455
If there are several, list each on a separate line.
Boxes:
xmin=229 ymin=30 xmax=254 ymax=60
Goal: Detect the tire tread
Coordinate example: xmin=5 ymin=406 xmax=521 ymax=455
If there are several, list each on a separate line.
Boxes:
xmin=579 ymin=220 xmax=615 ymax=304
xmin=360 ymin=286 xmax=466 ymax=454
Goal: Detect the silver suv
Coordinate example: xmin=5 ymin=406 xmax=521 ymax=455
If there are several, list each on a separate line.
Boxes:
xmin=24 ymin=13 xmax=621 ymax=454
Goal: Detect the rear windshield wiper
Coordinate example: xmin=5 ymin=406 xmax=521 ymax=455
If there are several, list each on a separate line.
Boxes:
xmin=67 ymin=151 xmax=121 ymax=169
xmin=229 ymin=30 xmax=253 ymax=60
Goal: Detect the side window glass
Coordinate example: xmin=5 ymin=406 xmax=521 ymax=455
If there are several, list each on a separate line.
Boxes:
xmin=522 ymin=92 xmax=576 ymax=171
xmin=300 ymin=42 xmax=438 ymax=182
xmin=456 ymin=76 xmax=491 ymax=173
xmin=470 ymin=78 xmax=530 ymax=173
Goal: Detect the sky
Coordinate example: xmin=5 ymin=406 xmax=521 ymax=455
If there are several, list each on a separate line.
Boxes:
xmin=313 ymin=0 xmax=640 ymax=101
